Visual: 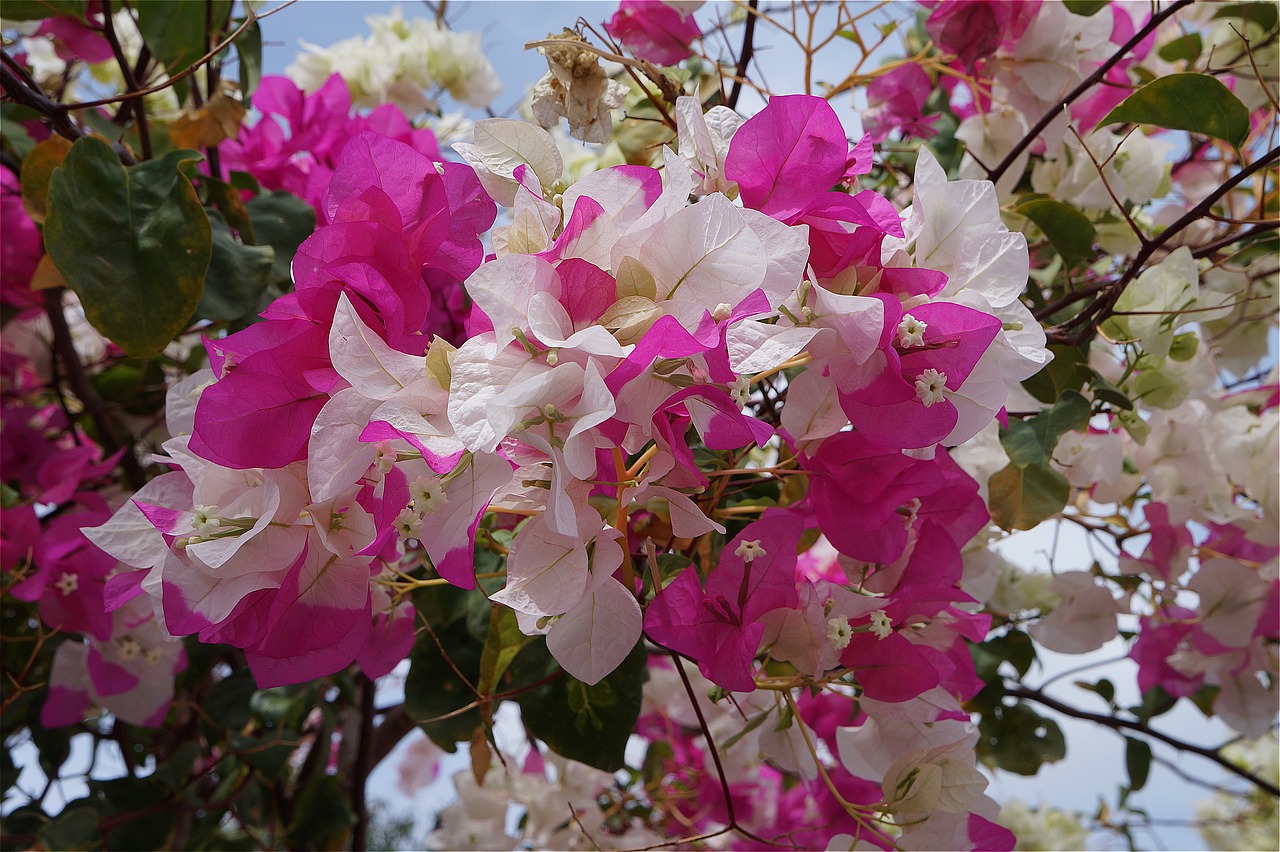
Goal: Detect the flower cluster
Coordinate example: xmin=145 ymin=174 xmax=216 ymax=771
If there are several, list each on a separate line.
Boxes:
xmin=3 ymin=1 xmax=1277 ymax=849
xmin=287 ymin=5 xmax=500 ymax=115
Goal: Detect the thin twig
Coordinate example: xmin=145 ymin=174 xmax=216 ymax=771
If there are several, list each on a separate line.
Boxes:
xmin=1006 ymin=683 xmax=1280 ymax=798
xmin=988 ymin=0 xmax=1195 ymax=184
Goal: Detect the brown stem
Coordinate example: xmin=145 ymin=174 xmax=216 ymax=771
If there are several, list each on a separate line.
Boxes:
xmin=1190 ymin=221 xmax=1280 ymax=259
xmin=727 ymin=0 xmax=759 ymax=110
xmin=1006 ymin=683 xmax=1280 ymax=798
xmin=204 ymin=0 xmax=223 ymax=181
xmin=350 ymin=673 xmax=376 ymax=852
xmin=43 ymin=288 xmax=146 ymax=490
xmin=100 ymin=6 xmax=151 ymax=160
xmin=0 ymin=57 xmax=94 ymax=150
xmin=1049 ymin=144 xmax=1280 ymax=345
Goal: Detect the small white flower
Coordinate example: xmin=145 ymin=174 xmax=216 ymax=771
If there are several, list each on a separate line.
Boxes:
xmin=734 ymin=539 xmax=767 ymax=561
xmin=914 ymin=368 xmax=948 ymax=407
xmin=409 ymin=476 xmax=448 ymax=515
xmin=116 ymin=637 xmax=141 ymax=661
xmin=869 ymin=609 xmax=893 ymax=639
xmin=373 ymin=442 xmax=396 ymax=476
xmin=826 ymin=615 xmax=852 ymax=651
xmin=394 ymin=506 xmax=424 ymax=540
xmin=897 ymin=315 xmax=928 ymax=348
xmin=54 ymin=572 xmax=79 ymax=597
xmin=142 ymin=647 xmax=163 ymax=666
xmin=712 ymin=302 xmax=733 ymax=321
xmin=730 ymin=376 xmax=752 ymax=408
xmin=192 ymin=505 xmax=222 ymax=538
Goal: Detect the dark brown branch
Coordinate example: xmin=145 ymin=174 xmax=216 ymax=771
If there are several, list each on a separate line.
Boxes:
xmin=1049 ymin=145 xmax=1280 ymax=345
xmin=100 ymin=6 xmax=151 ymax=160
xmin=350 ymin=673 xmax=376 ymax=852
xmin=1190 ymin=221 xmax=1280 ymax=259
xmin=1006 ymin=683 xmax=1280 ymax=798
xmin=43 ymin=288 xmax=147 ymax=490
xmin=0 ymin=57 xmax=92 ymax=150
xmin=727 ymin=0 xmax=759 ymax=110
xmin=988 ymin=0 xmax=1195 ymax=184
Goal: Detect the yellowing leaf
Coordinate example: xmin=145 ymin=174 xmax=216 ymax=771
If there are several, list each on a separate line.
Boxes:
xmin=169 ymin=93 xmax=246 ymax=150
xmin=30 ymin=254 xmax=67 ymax=291
xmin=20 ymin=134 xmax=72 ymax=224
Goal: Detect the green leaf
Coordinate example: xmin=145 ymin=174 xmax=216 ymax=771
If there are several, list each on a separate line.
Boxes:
xmin=287 ymin=774 xmax=356 ymax=849
xmin=1189 ymin=684 xmax=1220 ymax=717
xmin=999 ymin=419 xmax=1047 ymax=468
xmin=1075 ymin=677 xmax=1116 ymax=705
xmin=1090 ymin=377 xmax=1134 ymax=411
xmin=1022 ymin=344 xmax=1089 ymax=404
xmin=1 ymin=105 xmax=39 ymax=162
xmin=977 ymin=702 xmax=1066 ymax=775
xmin=477 ymin=604 xmax=534 ymax=697
xmin=513 ymin=639 xmax=646 ymax=772
xmin=405 ymin=617 xmax=483 ymax=750
xmin=1167 ymin=331 xmax=1199 ymax=362
xmin=136 ymin=1 xmax=231 ymax=72
xmin=1016 ymin=195 xmax=1096 ymax=268
xmin=2 ymin=806 xmax=48 ymax=852
xmin=152 ymin=741 xmax=201 ymax=793
xmin=989 ymin=462 xmax=1070 ymax=531
xmin=198 ymin=209 xmax=274 ymax=323
xmin=990 ymin=630 xmax=1036 ymax=678
xmin=0 ymin=745 xmax=15 ymax=796
xmin=232 ymin=18 xmax=263 ymax=104
xmin=0 ymin=0 xmax=83 ymax=20
xmin=1214 ymin=2 xmax=1279 ymax=32
xmin=1063 ymin=0 xmax=1108 ymax=15
xmin=202 ymin=667 xmax=256 ymax=730
xmin=37 ymin=805 xmax=100 ymax=851
xmin=19 ymin=134 xmax=72 ymax=224
xmin=201 ymin=176 xmax=255 ymax=242
xmin=1158 ymin=32 xmax=1202 ymax=64
xmin=1101 ymin=73 xmax=1251 ymax=148
xmin=1029 ymin=390 xmax=1091 ymax=454
xmin=245 ymin=191 xmax=315 ymax=289
xmin=88 ymin=777 xmax=173 ymax=851
xmin=45 ymin=138 xmax=211 ymax=357
xmin=1130 ymin=685 xmax=1177 ymax=723
xmin=1124 ymin=737 xmax=1153 ymax=792
xmin=230 ymin=730 xmax=296 ymax=782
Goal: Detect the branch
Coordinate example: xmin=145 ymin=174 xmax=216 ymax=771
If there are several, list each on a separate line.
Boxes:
xmin=0 ymin=56 xmax=93 ymax=150
xmin=987 ymin=0 xmax=1195 ymax=185
xmin=43 ymin=289 xmax=147 ymax=490
xmin=350 ymin=673 xmax=376 ymax=852
xmin=1049 ymin=144 xmax=1280 ymax=345
xmin=1006 ymin=683 xmax=1280 ymax=798
xmin=727 ymin=0 xmax=759 ymax=110
xmin=1190 ymin=221 xmax=1280 ymax=259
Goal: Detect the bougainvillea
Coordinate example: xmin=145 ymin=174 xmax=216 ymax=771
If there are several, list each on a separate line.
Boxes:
xmin=1 ymin=1 xmax=1276 ymax=850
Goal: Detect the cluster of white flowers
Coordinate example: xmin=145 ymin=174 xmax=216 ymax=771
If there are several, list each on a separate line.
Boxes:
xmin=287 ymin=5 xmax=500 ymax=115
